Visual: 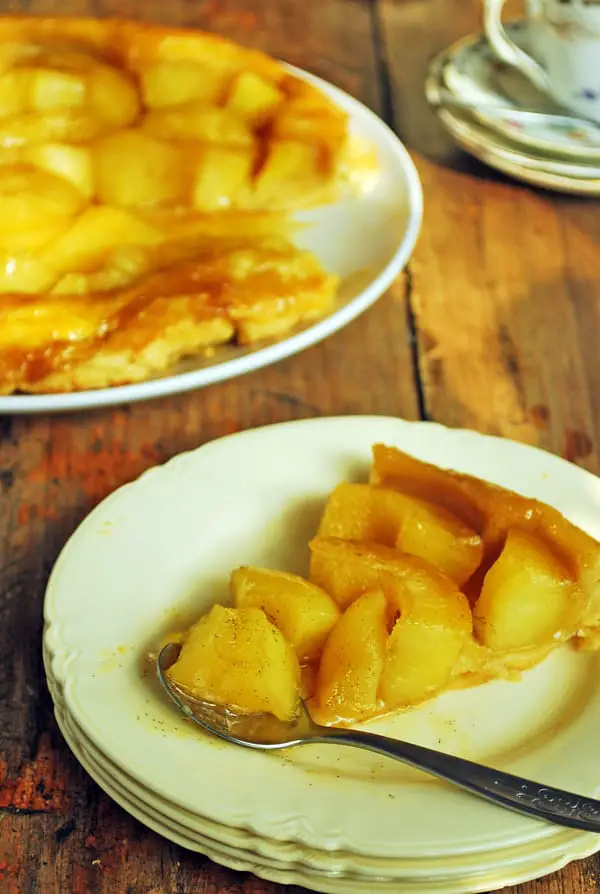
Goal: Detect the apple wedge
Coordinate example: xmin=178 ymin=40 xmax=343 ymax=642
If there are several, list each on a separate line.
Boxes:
xmin=231 ymin=566 xmax=340 ymax=662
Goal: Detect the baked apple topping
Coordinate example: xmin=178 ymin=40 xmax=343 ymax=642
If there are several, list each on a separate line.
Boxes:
xmin=162 ymin=444 xmax=600 ymax=727
xmin=0 ymin=17 xmax=368 ymax=394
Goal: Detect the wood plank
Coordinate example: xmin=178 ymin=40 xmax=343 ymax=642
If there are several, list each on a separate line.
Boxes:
xmin=377 ymin=0 xmax=599 ymax=474
xmin=0 ymin=0 xmax=419 ymax=892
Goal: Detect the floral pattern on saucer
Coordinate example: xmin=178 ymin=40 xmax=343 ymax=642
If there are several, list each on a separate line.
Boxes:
xmin=425 ymin=50 xmax=600 ymax=195
xmin=442 ymin=23 xmax=600 ymax=159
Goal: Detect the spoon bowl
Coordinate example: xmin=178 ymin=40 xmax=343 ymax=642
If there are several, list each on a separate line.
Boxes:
xmin=157 ymin=642 xmax=319 ymax=747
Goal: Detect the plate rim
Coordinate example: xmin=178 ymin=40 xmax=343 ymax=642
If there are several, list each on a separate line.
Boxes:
xmin=53 ymin=697 xmax=600 ymax=894
xmin=0 ymin=66 xmax=422 ymax=415
xmin=45 ymin=655 xmax=600 ymax=880
xmin=437 ymin=107 xmax=600 ymax=194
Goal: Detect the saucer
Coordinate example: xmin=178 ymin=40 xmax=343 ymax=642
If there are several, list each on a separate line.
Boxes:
xmin=442 ymin=23 xmax=600 ymax=160
xmin=426 ymin=51 xmax=600 ymax=194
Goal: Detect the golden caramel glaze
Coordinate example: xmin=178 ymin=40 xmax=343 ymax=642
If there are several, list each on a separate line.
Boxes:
xmin=370 ymin=443 xmax=600 ymax=632
xmin=0 ymin=16 xmax=354 ymax=393
xmin=259 ymin=448 xmax=600 ymax=726
xmin=0 ymin=235 xmax=338 ymax=393
xmin=154 ymin=443 xmax=600 ymax=729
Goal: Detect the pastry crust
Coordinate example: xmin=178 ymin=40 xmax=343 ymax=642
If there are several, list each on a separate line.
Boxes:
xmin=0 ymin=238 xmax=338 ymax=393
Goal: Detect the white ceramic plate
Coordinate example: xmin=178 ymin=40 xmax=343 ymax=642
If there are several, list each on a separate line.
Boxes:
xmin=44 ymin=652 xmax=600 ymax=883
xmin=53 ymin=706 xmax=586 ymax=894
xmin=50 ymin=704 xmax=600 ymax=894
xmin=426 ymin=55 xmax=600 ymax=194
xmin=43 ymin=416 xmax=600 ymax=863
xmin=1 ymin=67 xmax=422 ymax=415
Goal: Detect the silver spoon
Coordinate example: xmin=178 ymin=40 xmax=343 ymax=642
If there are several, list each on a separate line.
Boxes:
xmin=158 ymin=643 xmax=600 ymax=833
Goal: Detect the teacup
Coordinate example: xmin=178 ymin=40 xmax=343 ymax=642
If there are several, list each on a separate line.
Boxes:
xmin=483 ymin=0 xmax=600 ymax=124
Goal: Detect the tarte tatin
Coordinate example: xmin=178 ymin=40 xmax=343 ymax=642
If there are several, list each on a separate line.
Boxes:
xmin=0 ymin=17 xmax=368 ymax=394
xmin=163 ymin=444 xmax=600 ymax=726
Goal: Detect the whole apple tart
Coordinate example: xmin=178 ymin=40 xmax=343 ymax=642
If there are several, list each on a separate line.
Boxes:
xmin=0 ymin=17 xmax=365 ymax=394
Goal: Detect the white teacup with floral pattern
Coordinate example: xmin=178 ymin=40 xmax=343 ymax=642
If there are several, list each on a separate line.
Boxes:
xmin=484 ymin=0 xmax=600 ymax=124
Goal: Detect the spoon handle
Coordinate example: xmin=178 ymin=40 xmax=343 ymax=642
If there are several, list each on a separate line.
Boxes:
xmin=320 ymin=729 xmax=600 ymax=833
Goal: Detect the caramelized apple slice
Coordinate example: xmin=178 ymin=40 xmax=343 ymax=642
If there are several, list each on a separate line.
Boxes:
xmin=43 ymin=206 xmax=161 ymax=274
xmin=371 ymin=443 xmax=600 ymax=626
xmin=380 ymin=560 xmax=472 ymax=708
xmin=272 ymin=84 xmax=348 ymax=156
xmin=317 ymin=482 xmax=404 ymax=544
xmin=22 ymin=142 xmax=93 ymax=197
xmin=0 ymin=110 xmax=110 ymax=146
xmin=0 ymin=164 xmax=86 ymax=234
xmin=192 ymin=145 xmax=254 ymax=211
xmin=226 ymin=71 xmax=283 ymax=126
xmin=87 ymin=64 xmax=140 ymax=128
xmin=141 ymin=60 xmax=226 ymax=108
xmin=252 ymin=140 xmax=321 ymax=206
xmin=316 ymin=482 xmax=483 ymax=586
xmin=370 ymin=443 xmax=485 ymax=530
xmin=0 ymin=62 xmax=139 ymax=135
xmin=143 ymin=101 xmax=253 ymax=146
xmin=310 ymin=537 xmax=472 ymax=709
xmin=0 ymin=61 xmax=90 ymax=118
xmin=94 ymin=130 xmax=186 ymax=208
xmin=167 ymin=605 xmax=300 ymax=722
xmin=231 ymin=566 xmax=340 ymax=662
xmin=395 ymin=498 xmax=483 ymax=587
xmin=23 ymin=65 xmax=87 ymax=112
xmin=473 ymin=528 xmax=582 ymax=652
xmin=0 ymin=253 xmax=57 ymax=294
xmin=315 ymin=589 xmax=387 ymax=724
xmin=309 ymin=536 xmax=434 ymax=609
xmin=310 ymin=536 xmax=385 ymax=609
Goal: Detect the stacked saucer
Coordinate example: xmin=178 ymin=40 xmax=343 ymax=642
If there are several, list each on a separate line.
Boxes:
xmin=427 ymin=22 xmax=600 ymax=194
xmin=42 ymin=417 xmax=600 ymax=893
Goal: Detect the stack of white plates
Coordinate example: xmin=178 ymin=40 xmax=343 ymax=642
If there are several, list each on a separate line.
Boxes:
xmin=43 ymin=416 xmax=600 ymax=893
xmin=427 ymin=22 xmax=600 ymax=194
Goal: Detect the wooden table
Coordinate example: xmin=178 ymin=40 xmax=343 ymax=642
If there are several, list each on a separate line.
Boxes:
xmin=1 ymin=0 xmax=599 ymax=892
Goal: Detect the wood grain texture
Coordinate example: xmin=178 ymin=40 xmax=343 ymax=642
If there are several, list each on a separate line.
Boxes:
xmin=0 ymin=0 xmax=598 ymax=892
xmin=377 ymin=0 xmax=600 ymax=472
